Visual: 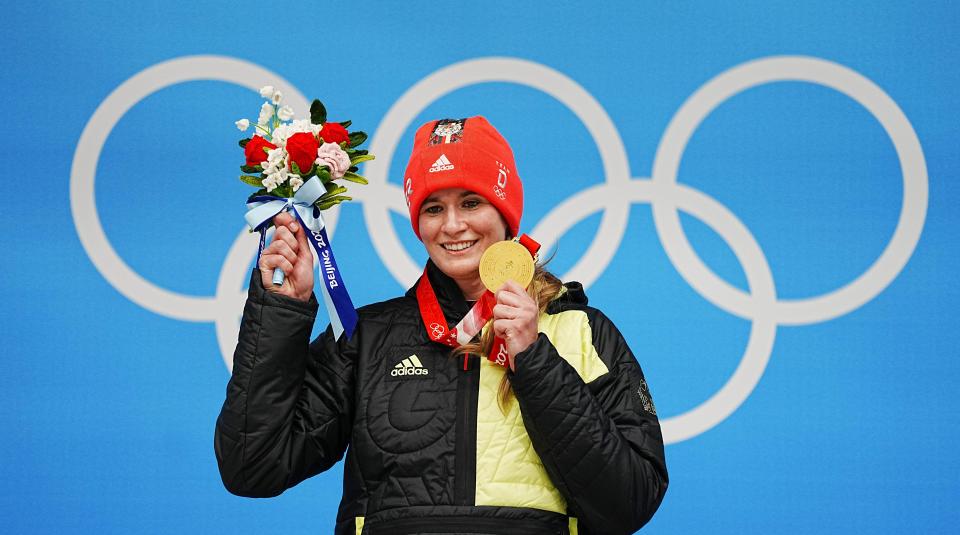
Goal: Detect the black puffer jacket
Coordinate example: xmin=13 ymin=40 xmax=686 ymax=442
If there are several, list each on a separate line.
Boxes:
xmin=215 ymin=262 xmax=667 ymax=534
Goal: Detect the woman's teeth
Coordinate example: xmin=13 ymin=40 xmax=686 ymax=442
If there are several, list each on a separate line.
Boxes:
xmin=443 ymin=241 xmax=477 ymax=252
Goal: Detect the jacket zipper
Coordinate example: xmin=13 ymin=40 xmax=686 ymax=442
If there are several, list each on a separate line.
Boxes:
xmin=454 ymin=353 xmax=479 ymax=506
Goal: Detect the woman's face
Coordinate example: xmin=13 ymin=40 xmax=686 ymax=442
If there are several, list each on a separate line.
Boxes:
xmin=418 ymin=188 xmax=508 ymax=287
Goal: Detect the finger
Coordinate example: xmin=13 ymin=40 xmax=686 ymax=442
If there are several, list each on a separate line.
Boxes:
xmin=292 ymin=220 xmax=312 ymax=262
xmin=502 ymin=279 xmax=525 ymax=293
xmin=493 ymin=303 xmax=520 ymax=320
xmin=492 ymin=318 xmax=510 ymax=338
xmin=273 ymin=211 xmax=295 ymax=227
xmin=496 ymin=286 xmax=533 ymax=308
xmin=273 ymin=225 xmax=300 ymax=251
xmin=259 ymin=253 xmax=295 ymax=275
xmin=266 ymin=239 xmax=298 ymax=265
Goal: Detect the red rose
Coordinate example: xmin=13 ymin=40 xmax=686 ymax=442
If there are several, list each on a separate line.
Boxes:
xmin=286 ymin=132 xmax=320 ymax=173
xmin=319 ymin=122 xmax=350 ymax=146
xmin=244 ymin=136 xmax=277 ymax=166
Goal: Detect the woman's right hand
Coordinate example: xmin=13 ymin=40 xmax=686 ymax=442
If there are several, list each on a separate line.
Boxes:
xmin=258 ymin=211 xmax=314 ymax=302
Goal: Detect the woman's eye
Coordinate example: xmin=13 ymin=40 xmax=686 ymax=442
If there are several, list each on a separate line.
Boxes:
xmin=423 ymin=205 xmax=442 ymax=215
xmin=462 ymin=199 xmax=481 ymax=209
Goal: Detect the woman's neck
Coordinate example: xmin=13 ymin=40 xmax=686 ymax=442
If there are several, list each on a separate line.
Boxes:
xmin=454 ymin=276 xmax=487 ymax=301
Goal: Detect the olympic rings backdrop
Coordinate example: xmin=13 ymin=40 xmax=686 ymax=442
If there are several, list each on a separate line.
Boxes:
xmin=4 ymin=1 xmax=958 ymax=533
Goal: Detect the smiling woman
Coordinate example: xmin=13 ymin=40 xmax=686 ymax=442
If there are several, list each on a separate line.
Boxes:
xmin=215 ymin=116 xmax=668 ymax=534
xmin=418 ymin=189 xmax=509 ymax=300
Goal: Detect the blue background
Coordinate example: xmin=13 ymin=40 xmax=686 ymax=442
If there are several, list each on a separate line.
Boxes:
xmin=4 ymin=1 xmax=958 ymax=533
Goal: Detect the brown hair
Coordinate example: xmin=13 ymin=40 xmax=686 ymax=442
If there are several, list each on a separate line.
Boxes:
xmin=452 ymin=264 xmax=564 ymax=413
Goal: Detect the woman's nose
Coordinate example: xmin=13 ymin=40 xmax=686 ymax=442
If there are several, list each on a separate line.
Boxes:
xmin=441 ymin=207 xmax=467 ymax=234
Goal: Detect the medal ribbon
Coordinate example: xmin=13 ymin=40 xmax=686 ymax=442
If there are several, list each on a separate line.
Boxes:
xmin=415 ymin=235 xmax=541 ymax=367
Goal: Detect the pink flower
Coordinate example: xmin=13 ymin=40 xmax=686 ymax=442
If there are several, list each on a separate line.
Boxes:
xmin=315 ymin=142 xmax=351 ymax=179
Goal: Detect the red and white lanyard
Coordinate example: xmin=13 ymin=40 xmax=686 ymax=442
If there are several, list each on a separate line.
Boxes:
xmin=415 ymin=235 xmax=541 ymax=369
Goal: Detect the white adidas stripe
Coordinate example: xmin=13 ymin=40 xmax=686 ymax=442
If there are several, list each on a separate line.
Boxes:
xmin=429 ymin=154 xmax=454 ymax=172
xmin=390 ymin=354 xmax=430 ymax=377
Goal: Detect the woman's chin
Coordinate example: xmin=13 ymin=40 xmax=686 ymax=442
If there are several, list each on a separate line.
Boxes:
xmin=433 ymin=254 xmax=481 ymax=280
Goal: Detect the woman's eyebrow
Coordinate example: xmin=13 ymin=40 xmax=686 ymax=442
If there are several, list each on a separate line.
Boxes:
xmin=423 ymin=191 xmax=478 ymax=204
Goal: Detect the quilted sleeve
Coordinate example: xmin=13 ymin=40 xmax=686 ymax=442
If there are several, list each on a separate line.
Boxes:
xmin=508 ymin=309 xmax=668 ymax=534
xmin=214 ymin=269 xmax=356 ymax=497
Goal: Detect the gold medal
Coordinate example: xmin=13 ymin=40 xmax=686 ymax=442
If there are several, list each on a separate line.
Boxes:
xmin=479 ymin=240 xmax=535 ymax=292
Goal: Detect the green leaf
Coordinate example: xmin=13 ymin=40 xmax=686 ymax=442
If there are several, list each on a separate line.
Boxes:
xmin=303 ymin=163 xmax=317 ymax=179
xmin=239 ymin=138 xmax=251 ymax=148
xmin=319 ymin=185 xmax=348 ymax=200
xmin=239 ymin=174 xmax=263 ymax=187
xmin=290 ymin=161 xmax=302 ymax=175
xmin=316 ymin=195 xmax=352 ymax=211
xmin=310 ymin=99 xmax=327 ymax=125
xmin=347 ymin=131 xmax=368 ymax=147
xmin=350 ymin=154 xmax=376 ymax=165
xmin=339 ymin=120 xmax=352 ymax=129
xmin=342 ymin=172 xmax=369 ymax=185
xmin=317 ymin=167 xmax=332 ymax=184
xmin=275 ymin=184 xmax=293 ymax=198
xmin=241 ymin=164 xmax=262 ymax=173
xmin=348 ymin=166 xmax=358 ymax=173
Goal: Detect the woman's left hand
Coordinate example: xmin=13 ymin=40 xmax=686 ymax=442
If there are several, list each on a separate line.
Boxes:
xmin=492 ymin=280 xmax=539 ymax=370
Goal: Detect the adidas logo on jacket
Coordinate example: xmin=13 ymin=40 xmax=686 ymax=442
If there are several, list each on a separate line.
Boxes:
xmin=391 ymin=355 xmax=429 ymax=376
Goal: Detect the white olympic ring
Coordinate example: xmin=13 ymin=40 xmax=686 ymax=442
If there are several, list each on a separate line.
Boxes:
xmin=68 ymin=55 xmax=342 ymax=373
xmin=429 ymin=323 xmax=446 ymax=338
xmin=70 ymin=55 xmax=927 ymax=445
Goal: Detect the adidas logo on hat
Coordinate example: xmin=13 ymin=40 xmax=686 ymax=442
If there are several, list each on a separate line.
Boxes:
xmin=428 ymin=154 xmax=454 ymax=173
xmin=391 ymin=355 xmax=430 ymax=377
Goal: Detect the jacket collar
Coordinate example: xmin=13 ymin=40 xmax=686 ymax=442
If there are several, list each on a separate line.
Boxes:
xmin=545 ymin=282 xmax=588 ymax=313
xmin=405 ymin=260 xmax=473 ymax=326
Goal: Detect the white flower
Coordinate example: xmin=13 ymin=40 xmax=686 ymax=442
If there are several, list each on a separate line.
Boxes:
xmin=259 ymin=85 xmax=275 ymax=99
xmin=289 ymin=175 xmax=304 ymax=192
xmin=315 ymin=142 xmax=352 ymax=179
xmin=272 ymin=90 xmax=283 ymax=106
xmin=277 ymin=105 xmax=294 ymax=122
xmin=262 ymin=176 xmax=278 ymax=192
xmin=258 ymin=102 xmax=273 ymax=126
xmin=235 ymin=118 xmax=250 ymax=131
xmin=260 ymin=147 xmax=285 ymax=177
xmin=271 ymin=124 xmax=291 ymax=146
xmin=269 ymin=167 xmax=289 ymax=184
xmin=266 ymin=147 xmax=285 ymax=163
xmin=290 ymin=119 xmax=312 ymax=133
xmin=264 ymin=148 xmax=285 ymax=170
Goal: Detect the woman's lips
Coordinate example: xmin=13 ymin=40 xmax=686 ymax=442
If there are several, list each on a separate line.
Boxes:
xmin=442 ymin=240 xmax=478 ymax=252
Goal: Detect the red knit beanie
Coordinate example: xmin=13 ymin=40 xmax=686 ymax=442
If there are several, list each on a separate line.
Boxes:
xmin=403 ymin=117 xmax=523 ymax=239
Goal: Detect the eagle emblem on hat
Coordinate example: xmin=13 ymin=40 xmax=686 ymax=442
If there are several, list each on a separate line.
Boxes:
xmin=429 ymin=118 xmax=466 ymax=145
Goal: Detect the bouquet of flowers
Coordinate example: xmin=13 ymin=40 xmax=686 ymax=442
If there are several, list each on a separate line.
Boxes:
xmin=236 ymin=86 xmax=374 ymax=339
xmin=236 ymin=85 xmax=373 ymax=215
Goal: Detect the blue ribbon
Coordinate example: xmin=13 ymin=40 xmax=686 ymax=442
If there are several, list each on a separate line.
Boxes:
xmin=244 ymin=177 xmax=358 ymax=339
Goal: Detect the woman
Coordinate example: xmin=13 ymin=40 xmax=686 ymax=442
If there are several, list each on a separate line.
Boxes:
xmin=215 ymin=117 xmax=668 ymax=534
